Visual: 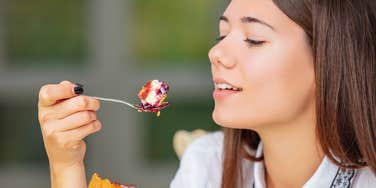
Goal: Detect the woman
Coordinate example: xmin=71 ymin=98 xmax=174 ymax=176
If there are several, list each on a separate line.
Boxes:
xmin=171 ymin=0 xmax=376 ymax=187
xmin=38 ymin=0 xmax=376 ymax=187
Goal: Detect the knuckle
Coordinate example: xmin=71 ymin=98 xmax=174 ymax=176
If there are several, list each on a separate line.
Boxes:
xmin=68 ymin=141 xmax=81 ymax=150
xmin=76 ymin=96 xmax=89 ymax=109
xmin=38 ymin=112 xmax=49 ymax=124
xmin=94 ymin=99 xmax=101 ymax=111
xmin=92 ymin=113 xmax=98 ymax=121
xmin=91 ymin=120 xmax=99 ymax=129
xmin=81 ymin=111 xmax=93 ymax=122
xmin=71 ymin=143 xmax=81 ymax=150
xmin=43 ymin=122 xmax=58 ymax=137
xmin=60 ymin=80 xmax=71 ymax=85
xmin=56 ymin=136 xmax=67 ymax=148
xmin=95 ymin=120 xmax=102 ymax=131
xmin=39 ymin=84 xmax=52 ymax=101
xmin=89 ymin=120 xmax=100 ymax=132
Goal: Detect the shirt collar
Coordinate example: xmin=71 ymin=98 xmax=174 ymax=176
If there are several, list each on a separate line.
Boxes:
xmin=252 ymin=141 xmax=351 ymax=188
xmin=253 ymin=142 xmax=266 ymax=188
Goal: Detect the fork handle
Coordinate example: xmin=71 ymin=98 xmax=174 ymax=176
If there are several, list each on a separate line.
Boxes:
xmin=85 ymin=95 xmax=139 ymax=110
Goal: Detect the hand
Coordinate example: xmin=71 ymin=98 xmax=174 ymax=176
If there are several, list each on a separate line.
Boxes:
xmin=38 ymin=80 xmax=101 ymax=169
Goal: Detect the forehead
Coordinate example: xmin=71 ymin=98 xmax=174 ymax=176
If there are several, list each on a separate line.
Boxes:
xmin=223 ymin=0 xmax=299 ymax=33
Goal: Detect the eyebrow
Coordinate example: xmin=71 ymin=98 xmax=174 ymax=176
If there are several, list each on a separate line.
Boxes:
xmin=219 ymin=15 xmax=275 ymax=31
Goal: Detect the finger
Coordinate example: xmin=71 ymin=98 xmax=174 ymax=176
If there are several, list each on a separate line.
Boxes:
xmin=38 ymin=80 xmax=78 ymax=107
xmin=63 ymin=120 xmax=102 ymax=141
xmin=44 ymin=111 xmax=98 ymax=132
xmin=43 ymin=95 xmax=100 ymax=120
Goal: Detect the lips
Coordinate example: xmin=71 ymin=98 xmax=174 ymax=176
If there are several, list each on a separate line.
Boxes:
xmin=212 ymin=77 xmax=243 ymax=99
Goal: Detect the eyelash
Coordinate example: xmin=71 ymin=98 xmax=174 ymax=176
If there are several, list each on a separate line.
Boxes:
xmin=215 ymin=36 xmax=266 ymax=47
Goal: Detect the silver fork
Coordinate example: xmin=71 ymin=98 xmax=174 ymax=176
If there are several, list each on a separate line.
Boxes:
xmin=85 ymin=95 xmax=140 ymax=110
xmin=73 ymin=83 xmax=140 ymax=110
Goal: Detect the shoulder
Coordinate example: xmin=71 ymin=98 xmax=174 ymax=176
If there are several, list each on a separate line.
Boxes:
xmin=169 ymin=131 xmax=224 ymax=188
xmin=353 ymin=166 xmax=376 ymax=187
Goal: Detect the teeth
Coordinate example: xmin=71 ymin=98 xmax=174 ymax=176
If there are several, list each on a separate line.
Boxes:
xmin=215 ymin=83 xmax=242 ymax=91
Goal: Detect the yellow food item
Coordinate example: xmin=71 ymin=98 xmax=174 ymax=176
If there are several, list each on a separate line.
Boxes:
xmin=88 ymin=173 xmax=136 ymax=188
xmin=173 ymin=129 xmax=208 ymax=159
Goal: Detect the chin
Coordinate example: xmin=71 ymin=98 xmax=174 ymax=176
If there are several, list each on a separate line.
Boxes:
xmin=212 ymin=104 xmax=270 ymax=131
xmin=212 ymin=106 xmax=246 ymax=129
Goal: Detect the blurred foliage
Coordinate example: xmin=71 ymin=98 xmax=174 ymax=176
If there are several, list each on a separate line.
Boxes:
xmin=145 ymin=98 xmax=220 ymax=163
xmin=130 ymin=0 xmax=220 ymax=65
xmin=4 ymin=0 xmax=226 ymax=67
xmin=5 ymin=0 xmax=88 ymax=66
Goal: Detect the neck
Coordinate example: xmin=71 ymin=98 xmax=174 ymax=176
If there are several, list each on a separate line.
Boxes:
xmin=255 ymin=105 xmax=324 ymax=188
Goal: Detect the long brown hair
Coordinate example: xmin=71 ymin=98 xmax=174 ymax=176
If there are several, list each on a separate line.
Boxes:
xmin=221 ymin=1 xmax=376 ymax=187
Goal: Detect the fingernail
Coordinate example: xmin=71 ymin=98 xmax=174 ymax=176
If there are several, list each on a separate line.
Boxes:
xmin=73 ymin=83 xmax=84 ymax=95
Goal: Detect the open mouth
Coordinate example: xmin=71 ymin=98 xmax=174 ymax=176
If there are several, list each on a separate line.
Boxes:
xmin=214 ymin=83 xmax=243 ymax=91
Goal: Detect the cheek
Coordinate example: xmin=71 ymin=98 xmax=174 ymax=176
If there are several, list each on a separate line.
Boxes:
xmin=213 ymin=42 xmax=315 ymax=128
xmin=245 ymin=43 xmax=315 ymax=124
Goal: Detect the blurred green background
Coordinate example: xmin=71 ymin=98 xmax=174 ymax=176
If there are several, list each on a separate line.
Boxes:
xmin=0 ymin=0 xmax=225 ymax=187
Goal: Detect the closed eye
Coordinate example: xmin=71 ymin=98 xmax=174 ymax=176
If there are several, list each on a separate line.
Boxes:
xmin=215 ymin=35 xmax=266 ymax=47
xmin=244 ymin=38 xmax=266 ymax=47
xmin=215 ymin=35 xmax=226 ymax=42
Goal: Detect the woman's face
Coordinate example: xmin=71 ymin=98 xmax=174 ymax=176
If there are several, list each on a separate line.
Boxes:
xmin=209 ymin=0 xmax=315 ymax=129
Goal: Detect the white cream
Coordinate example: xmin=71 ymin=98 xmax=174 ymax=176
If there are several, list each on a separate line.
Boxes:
xmin=142 ymin=80 xmax=163 ymax=105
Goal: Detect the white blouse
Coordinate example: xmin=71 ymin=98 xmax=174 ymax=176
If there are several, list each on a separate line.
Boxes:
xmin=170 ymin=131 xmax=376 ymax=188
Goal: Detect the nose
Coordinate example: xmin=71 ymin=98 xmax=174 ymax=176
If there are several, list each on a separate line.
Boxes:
xmin=208 ymin=40 xmax=236 ymax=69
